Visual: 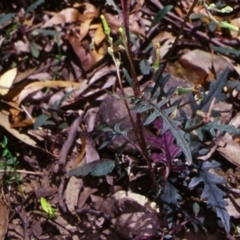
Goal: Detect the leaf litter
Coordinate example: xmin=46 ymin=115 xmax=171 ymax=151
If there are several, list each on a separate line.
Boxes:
xmin=0 ymin=0 xmax=240 ymax=239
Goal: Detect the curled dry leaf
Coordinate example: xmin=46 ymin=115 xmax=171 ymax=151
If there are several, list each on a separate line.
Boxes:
xmin=0 ymin=111 xmax=37 ymax=147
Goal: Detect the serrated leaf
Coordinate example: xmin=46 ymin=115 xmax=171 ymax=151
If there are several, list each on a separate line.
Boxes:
xmin=134 ymin=97 xmax=192 ymax=164
xmin=200 ymin=68 xmax=229 ymax=112
xmin=161 ymin=181 xmax=182 ymax=211
xmin=188 ymin=160 xmax=230 ymax=233
xmin=67 ymin=160 xmax=115 ymax=177
xmin=216 ymin=208 xmax=230 ymax=233
xmin=197 ymin=119 xmax=240 ymax=140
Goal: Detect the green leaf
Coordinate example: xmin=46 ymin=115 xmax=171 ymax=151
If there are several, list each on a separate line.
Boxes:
xmin=30 ymin=42 xmax=40 ymax=58
xmin=188 ymin=160 xmax=230 ymax=233
xmin=123 ymin=68 xmax=133 ymax=87
xmin=26 ymin=0 xmax=45 ymax=13
xmin=193 ymin=202 xmax=200 ymax=216
xmin=2 ymin=136 xmax=8 ymax=148
xmin=133 ymin=98 xmax=192 ymax=164
xmin=208 ymin=21 xmax=217 ymax=32
xmin=161 ymin=181 xmax=182 ymax=213
xmin=219 ymin=21 xmax=239 ymax=32
xmin=212 ymin=46 xmax=240 ymax=57
xmin=200 ymin=68 xmax=229 ymax=112
xmin=91 ymin=160 xmax=115 ymax=176
xmin=34 ymin=114 xmax=51 ymax=129
xmin=197 ymin=118 xmax=240 ymax=141
xmin=31 ymin=29 xmax=60 ymax=38
xmin=190 ymin=13 xmax=206 ymax=20
xmin=67 ymin=160 xmax=115 ymax=177
xmin=139 ymin=59 xmax=151 ymax=75
xmin=56 ymin=89 xmax=76 ymax=109
xmin=150 ymin=5 xmax=173 ymax=28
xmin=0 ymin=13 xmax=16 ymax=26
xmin=40 ymin=197 xmax=57 ymax=218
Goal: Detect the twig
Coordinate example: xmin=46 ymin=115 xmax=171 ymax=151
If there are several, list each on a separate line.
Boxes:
xmin=54 ymin=113 xmax=83 ymax=172
xmin=0 ymin=169 xmax=43 ymax=175
xmin=58 ymin=177 xmax=67 ymax=213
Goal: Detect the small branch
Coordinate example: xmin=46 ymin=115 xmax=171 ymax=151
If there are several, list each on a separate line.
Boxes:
xmin=0 ymin=169 xmax=43 ymax=175
xmin=54 ymin=113 xmax=83 ymax=172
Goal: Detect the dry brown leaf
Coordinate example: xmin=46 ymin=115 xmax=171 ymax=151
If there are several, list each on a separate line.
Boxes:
xmin=67 ymin=36 xmax=103 ymax=71
xmin=0 ymin=111 xmax=37 ymax=146
xmin=14 ymin=40 xmax=30 ymax=54
xmin=78 ymin=187 xmax=97 ymax=209
xmin=217 ymin=112 xmax=240 ymax=166
xmin=115 ymin=212 xmax=161 ymax=240
xmin=65 ymin=177 xmax=83 ymax=213
xmin=0 ymin=68 xmax=17 ymax=96
xmin=85 ymin=137 xmax=99 ymax=164
xmin=42 ymin=8 xmax=81 ymax=28
xmin=16 ymin=80 xmax=83 ymax=105
xmin=0 ymin=196 xmax=8 ymax=240
xmin=226 ymin=197 xmax=240 ymax=218
xmin=230 ymin=18 xmax=240 ymax=38
xmin=14 ymin=67 xmax=37 ymax=84
xmin=91 ymin=24 xmax=106 ymax=46
xmin=218 ymin=141 xmax=240 ymax=166
xmin=180 ymin=49 xmax=234 ymax=80
xmin=0 ymin=111 xmax=54 ymax=156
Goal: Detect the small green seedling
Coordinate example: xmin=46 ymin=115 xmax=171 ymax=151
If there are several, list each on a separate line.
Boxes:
xmin=0 ymin=136 xmax=21 ymax=187
xmin=40 ymin=197 xmax=57 ymax=219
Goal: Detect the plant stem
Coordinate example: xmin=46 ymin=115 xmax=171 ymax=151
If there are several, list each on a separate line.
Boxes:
xmin=120 ymin=0 xmax=158 ymax=190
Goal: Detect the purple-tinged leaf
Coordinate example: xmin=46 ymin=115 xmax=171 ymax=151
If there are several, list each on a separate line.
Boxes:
xmin=148 ymin=117 xmax=183 ymax=174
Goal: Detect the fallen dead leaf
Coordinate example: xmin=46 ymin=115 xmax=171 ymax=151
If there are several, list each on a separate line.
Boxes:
xmin=0 ymin=111 xmax=37 ymax=147
xmin=0 ymin=68 xmax=17 ymax=96
xmin=0 ymin=195 xmax=8 ymax=240
xmin=16 ymin=80 xmax=84 ymax=105
xmin=65 ymin=177 xmax=83 ymax=214
xmin=0 ymin=111 xmax=54 ymax=156
xmin=42 ymin=8 xmax=81 ymax=28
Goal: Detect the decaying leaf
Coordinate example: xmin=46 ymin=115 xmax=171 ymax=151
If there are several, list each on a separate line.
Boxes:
xmin=65 ymin=177 xmax=83 ymax=213
xmin=0 ymin=196 xmax=8 ymax=240
xmin=0 ymin=68 xmax=17 ymax=96
xmin=0 ymin=111 xmax=37 ymax=147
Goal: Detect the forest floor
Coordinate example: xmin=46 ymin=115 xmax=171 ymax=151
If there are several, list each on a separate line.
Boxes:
xmin=0 ymin=0 xmax=240 ymax=239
